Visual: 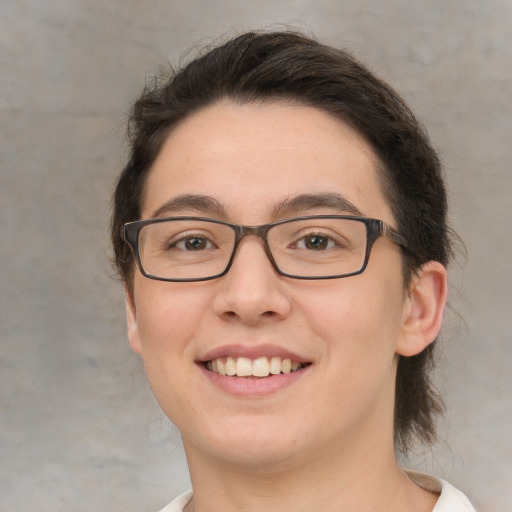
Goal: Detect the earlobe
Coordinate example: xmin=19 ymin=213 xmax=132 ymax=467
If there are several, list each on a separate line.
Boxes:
xmin=124 ymin=286 xmax=142 ymax=355
xmin=396 ymin=261 xmax=448 ymax=357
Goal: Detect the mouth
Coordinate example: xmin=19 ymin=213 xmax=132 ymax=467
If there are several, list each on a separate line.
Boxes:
xmin=204 ymin=356 xmax=310 ymax=378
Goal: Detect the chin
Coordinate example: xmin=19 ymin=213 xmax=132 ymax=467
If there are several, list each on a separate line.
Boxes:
xmin=183 ymin=416 xmax=310 ymax=470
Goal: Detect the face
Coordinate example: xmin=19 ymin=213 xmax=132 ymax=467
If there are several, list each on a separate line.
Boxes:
xmin=126 ymin=101 xmax=414 ymax=472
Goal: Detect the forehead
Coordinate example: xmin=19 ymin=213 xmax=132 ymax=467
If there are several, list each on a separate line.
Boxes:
xmin=142 ymin=100 xmax=394 ymax=224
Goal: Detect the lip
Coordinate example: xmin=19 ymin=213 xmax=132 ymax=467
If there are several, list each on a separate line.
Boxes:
xmin=196 ymin=344 xmax=312 ymax=397
xmin=198 ymin=362 xmax=311 ymax=397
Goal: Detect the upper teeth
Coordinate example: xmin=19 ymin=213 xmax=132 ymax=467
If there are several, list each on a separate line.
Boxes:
xmin=206 ymin=356 xmax=302 ymax=377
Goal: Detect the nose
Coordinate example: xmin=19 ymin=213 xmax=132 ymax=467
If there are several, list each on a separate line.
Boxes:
xmin=212 ymin=236 xmax=292 ymax=324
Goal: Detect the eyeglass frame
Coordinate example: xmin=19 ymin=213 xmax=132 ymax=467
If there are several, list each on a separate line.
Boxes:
xmin=122 ymin=215 xmax=409 ymax=282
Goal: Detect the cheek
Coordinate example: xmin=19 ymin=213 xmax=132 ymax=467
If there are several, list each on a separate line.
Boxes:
xmin=133 ymin=281 xmax=213 ymax=406
xmin=135 ymin=281 xmax=209 ymax=347
xmin=281 ymin=279 xmax=404 ymax=444
xmin=297 ymin=272 xmax=404 ymax=368
xmin=133 ymin=283 xmax=210 ymax=423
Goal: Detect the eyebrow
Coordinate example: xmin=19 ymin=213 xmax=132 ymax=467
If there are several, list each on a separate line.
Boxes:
xmin=272 ymin=193 xmax=364 ymax=218
xmin=150 ymin=194 xmax=226 ymax=218
xmin=150 ymin=192 xmax=364 ymax=220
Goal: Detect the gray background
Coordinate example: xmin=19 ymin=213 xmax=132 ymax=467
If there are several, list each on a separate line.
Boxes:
xmin=1 ymin=1 xmax=510 ymax=511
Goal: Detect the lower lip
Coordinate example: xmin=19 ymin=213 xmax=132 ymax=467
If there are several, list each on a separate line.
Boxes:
xmin=198 ymin=364 xmax=310 ymax=397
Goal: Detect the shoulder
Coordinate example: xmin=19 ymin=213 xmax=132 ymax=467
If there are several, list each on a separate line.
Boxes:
xmin=158 ymin=490 xmax=193 ymax=512
xmin=405 ymin=470 xmax=475 ymax=512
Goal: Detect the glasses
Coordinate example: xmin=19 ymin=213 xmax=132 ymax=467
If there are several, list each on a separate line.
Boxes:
xmin=123 ymin=215 xmax=408 ymax=282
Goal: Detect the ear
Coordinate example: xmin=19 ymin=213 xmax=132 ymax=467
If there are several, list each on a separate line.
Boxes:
xmin=396 ymin=261 xmax=448 ymax=357
xmin=124 ymin=286 xmax=142 ymax=355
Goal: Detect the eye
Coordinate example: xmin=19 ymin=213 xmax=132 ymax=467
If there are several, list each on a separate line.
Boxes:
xmin=295 ymin=233 xmax=338 ymax=250
xmin=171 ymin=235 xmax=214 ymax=251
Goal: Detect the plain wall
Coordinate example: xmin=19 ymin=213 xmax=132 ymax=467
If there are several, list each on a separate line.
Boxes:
xmin=1 ymin=1 xmax=510 ymax=510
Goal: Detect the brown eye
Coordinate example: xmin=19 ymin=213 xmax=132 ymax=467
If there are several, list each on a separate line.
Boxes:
xmin=183 ymin=237 xmax=210 ymax=250
xmin=304 ymin=235 xmax=329 ymax=250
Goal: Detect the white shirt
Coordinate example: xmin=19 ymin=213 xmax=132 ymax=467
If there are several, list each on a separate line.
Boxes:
xmin=406 ymin=470 xmax=475 ymax=511
xmin=159 ymin=471 xmax=475 ymax=512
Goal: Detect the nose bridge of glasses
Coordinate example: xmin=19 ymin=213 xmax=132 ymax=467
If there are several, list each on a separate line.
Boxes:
xmin=231 ymin=224 xmax=276 ymax=264
xmin=236 ymin=224 xmax=269 ymax=239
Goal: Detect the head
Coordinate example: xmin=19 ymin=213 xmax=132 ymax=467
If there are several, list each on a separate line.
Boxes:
xmin=111 ymin=30 xmax=452 ymax=453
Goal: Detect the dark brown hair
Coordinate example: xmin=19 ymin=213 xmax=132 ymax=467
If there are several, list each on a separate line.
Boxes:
xmin=112 ymin=30 xmax=453 ymax=452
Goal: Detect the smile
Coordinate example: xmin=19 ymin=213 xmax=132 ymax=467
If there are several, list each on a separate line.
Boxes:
xmin=205 ymin=356 xmax=308 ymax=378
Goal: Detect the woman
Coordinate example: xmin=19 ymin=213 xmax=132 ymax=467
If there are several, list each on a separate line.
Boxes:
xmin=111 ymin=31 xmax=474 ymax=512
